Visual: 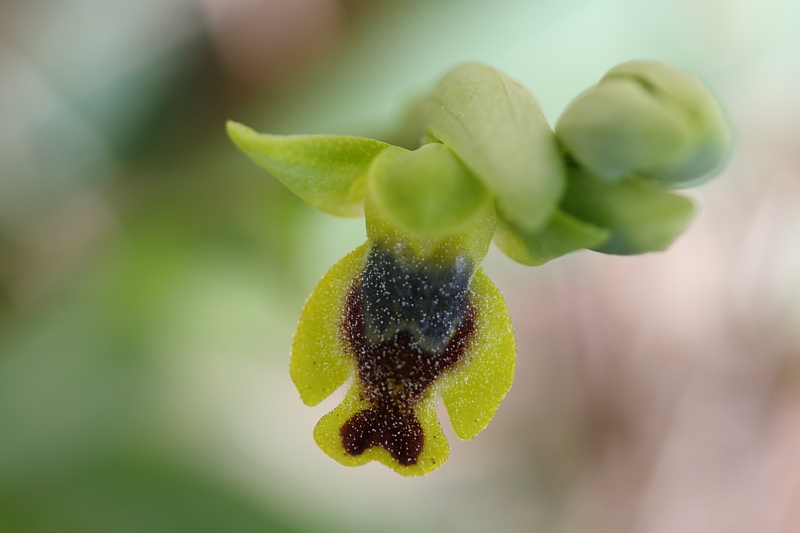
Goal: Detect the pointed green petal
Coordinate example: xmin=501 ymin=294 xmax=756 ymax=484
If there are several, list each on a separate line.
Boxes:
xmin=425 ymin=63 xmax=565 ymax=232
xmin=226 ymin=121 xmax=390 ymax=217
xmin=562 ymin=168 xmax=697 ymax=255
xmin=314 ymin=385 xmax=450 ymax=476
xmin=368 ymin=143 xmax=492 ymax=238
xmin=441 ymin=268 xmax=516 ymax=441
xmin=493 ymin=210 xmax=609 ymax=266
xmin=290 ymin=244 xmax=368 ymax=406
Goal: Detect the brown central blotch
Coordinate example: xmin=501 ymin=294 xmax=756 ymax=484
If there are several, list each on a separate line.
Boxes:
xmin=339 ymin=245 xmax=476 ymax=465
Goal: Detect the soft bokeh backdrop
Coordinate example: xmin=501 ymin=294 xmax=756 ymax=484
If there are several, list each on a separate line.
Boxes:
xmin=1 ymin=0 xmax=799 ymax=532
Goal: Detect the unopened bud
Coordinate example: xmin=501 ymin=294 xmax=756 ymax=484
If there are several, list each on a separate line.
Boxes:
xmin=556 ymin=61 xmax=732 ymax=187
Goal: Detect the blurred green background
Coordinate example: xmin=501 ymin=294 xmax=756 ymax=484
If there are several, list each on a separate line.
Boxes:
xmin=1 ymin=0 xmax=800 ymax=532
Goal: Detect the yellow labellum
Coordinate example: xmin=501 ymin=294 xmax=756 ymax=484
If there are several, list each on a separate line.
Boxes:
xmin=292 ymin=240 xmax=515 ymax=476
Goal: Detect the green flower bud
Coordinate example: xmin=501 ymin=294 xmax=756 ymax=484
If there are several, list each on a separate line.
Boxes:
xmin=555 ymin=61 xmax=732 ymax=187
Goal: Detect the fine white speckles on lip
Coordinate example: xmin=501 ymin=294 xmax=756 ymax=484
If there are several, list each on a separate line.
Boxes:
xmin=361 ymin=242 xmax=474 ymax=355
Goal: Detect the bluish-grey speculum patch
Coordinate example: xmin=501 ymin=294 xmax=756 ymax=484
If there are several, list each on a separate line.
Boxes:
xmin=361 ymin=244 xmax=473 ymax=354
xmin=340 ymin=243 xmax=476 ymax=464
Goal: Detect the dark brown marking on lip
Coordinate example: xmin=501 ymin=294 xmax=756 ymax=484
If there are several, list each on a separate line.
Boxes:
xmin=340 ymin=406 xmax=423 ymax=466
xmin=339 ymin=247 xmax=477 ymax=466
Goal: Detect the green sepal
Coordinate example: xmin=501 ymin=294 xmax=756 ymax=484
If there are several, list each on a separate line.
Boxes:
xmin=424 ymin=63 xmax=565 ymax=233
xmin=556 ymin=79 xmax=688 ymax=182
xmin=368 ymin=143 xmax=492 ymax=238
xmin=562 ymin=167 xmax=697 ymax=255
xmin=493 ymin=210 xmax=609 ymax=266
xmin=226 ymin=121 xmax=390 ymax=217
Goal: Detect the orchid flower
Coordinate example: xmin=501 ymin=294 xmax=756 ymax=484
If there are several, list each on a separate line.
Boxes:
xmin=227 ymin=62 xmax=731 ymax=476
